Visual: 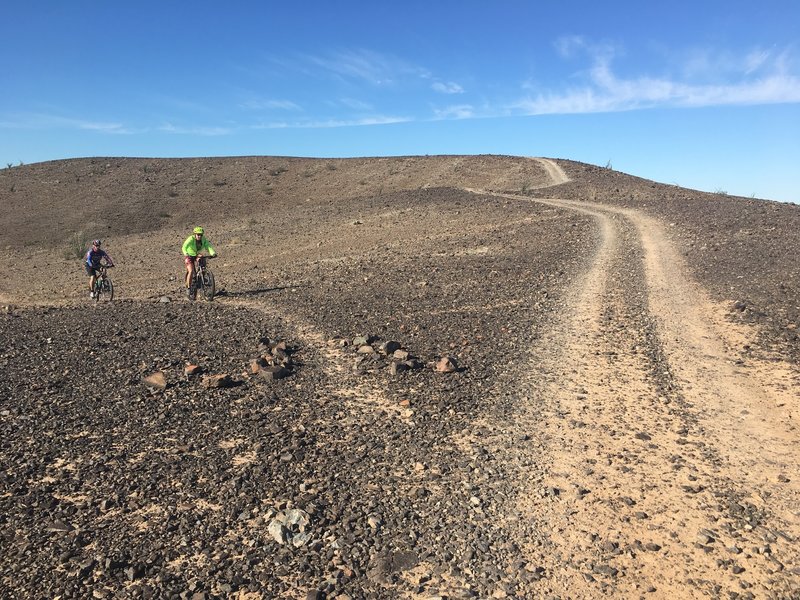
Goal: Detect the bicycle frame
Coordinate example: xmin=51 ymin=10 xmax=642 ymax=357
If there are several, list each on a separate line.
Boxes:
xmin=92 ymin=263 xmax=114 ymax=301
xmin=188 ymin=255 xmax=215 ymax=301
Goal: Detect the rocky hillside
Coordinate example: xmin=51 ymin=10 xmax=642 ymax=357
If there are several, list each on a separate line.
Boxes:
xmin=1 ymin=155 xmax=798 ymax=599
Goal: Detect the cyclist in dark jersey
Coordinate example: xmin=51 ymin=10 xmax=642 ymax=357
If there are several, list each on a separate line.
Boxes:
xmin=84 ymin=239 xmax=114 ymax=299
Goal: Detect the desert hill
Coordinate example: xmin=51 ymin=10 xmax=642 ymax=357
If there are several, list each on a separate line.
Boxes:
xmin=2 ymin=155 xmax=797 ymax=359
xmin=0 ymin=155 xmax=547 ymax=248
xmin=0 ymin=155 xmax=798 ymax=599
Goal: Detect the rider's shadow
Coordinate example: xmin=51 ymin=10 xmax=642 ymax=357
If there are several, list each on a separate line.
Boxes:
xmin=217 ymin=284 xmax=299 ymax=298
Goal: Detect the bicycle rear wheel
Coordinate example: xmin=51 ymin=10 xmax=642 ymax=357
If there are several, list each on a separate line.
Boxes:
xmin=202 ymin=270 xmax=215 ymax=301
xmin=93 ymin=278 xmax=103 ymax=302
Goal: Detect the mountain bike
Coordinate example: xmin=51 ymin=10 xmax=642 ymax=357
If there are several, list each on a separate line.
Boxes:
xmin=189 ymin=255 xmax=215 ymax=301
xmin=92 ymin=264 xmax=114 ymax=302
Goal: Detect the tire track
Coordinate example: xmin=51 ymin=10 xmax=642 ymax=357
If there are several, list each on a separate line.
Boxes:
xmin=467 ymin=161 xmax=800 ymax=598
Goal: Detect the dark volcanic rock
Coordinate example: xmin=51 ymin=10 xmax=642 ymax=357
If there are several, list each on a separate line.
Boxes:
xmin=0 ymin=189 xmax=589 ymax=597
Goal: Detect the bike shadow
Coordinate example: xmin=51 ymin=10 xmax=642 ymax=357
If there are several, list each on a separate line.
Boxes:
xmin=216 ymin=284 xmax=299 ymax=298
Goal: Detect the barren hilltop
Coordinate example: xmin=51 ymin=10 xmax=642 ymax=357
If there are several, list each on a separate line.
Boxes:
xmin=1 ymin=155 xmax=798 ymax=599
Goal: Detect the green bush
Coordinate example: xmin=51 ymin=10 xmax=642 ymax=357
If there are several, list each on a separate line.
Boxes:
xmin=64 ymin=231 xmax=91 ymax=260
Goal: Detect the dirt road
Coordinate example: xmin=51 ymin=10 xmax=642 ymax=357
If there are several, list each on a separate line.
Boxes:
xmin=469 ymin=160 xmax=799 ymax=598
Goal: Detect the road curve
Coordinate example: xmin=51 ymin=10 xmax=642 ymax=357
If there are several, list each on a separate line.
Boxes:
xmin=466 ymin=166 xmax=800 ymax=598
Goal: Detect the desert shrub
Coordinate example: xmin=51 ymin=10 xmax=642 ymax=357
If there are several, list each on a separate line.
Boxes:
xmin=64 ymin=231 xmax=91 ymax=260
xmin=326 ymin=163 xmax=337 ymax=171
xmin=270 ymin=166 xmax=288 ymax=176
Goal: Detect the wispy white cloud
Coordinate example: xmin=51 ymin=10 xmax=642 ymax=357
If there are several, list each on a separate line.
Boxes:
xmin=143 ymin=94 xmax=214 ymax=113
xmin=679 ymin=46 xmax=781 ymax=79
xmin=335 ymin=98 xmax=374 ymax=111
xmin=304 ymin=48 xmax=430 ymax=86
xmin=254 ymin=115 xmax=411 ymax=129
xmin=0 ymin=113 xmax=133 ymax=133
xmin=554 ymin=35 xmax=582 ymax=58
xmin=433 ymin=104 xmax=474 ymax=119
xmin=744 ymin=49 xmax=771 ymax=74
xmin=513 ymin=40 xmax=800 ymax=115
xmin=432 ymin=81 xmax=464 ymax=94
xmin=239 ymin=99 xmax=302 ymax=111
xmin=159 ymin=123 xmax=231 ymax=135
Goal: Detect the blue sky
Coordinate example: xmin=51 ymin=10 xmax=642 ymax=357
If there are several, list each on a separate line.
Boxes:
xmin=2 ymin=1 xmax=799 ymax=202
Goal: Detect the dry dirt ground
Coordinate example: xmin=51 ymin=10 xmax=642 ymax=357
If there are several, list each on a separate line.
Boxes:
xmin=0 ymin=155 xmax=798 ymax=599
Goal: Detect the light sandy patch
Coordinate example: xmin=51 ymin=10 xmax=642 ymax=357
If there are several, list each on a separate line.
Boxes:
xmin=233 ymin=451 xmax=257 ymax=467
xmin=218 ymin=438 xmax=245 ymax=450
xmin=52 ymin=493 xmax=90 ymax=504
xmin=49 ymin=458 xmax=78 ymax=472
xmin=129 ymin=504 xmax=166 ymax=532
xmin=175 ymin=499 xmax=224 ymax=512
xmin=332 ymin=386 xmax=410 ymax=422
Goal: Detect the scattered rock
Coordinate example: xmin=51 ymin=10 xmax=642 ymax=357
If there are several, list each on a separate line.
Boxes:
xmin=379 ymin=340 xmax=401 ymax=355
xmin=435 ymin=355 xmax=459 ymax=373
xmin=249 ymin=357 xmax=269 ymax=373
xmin=202 ymin=374 xmax=235 ymax=389
xmin=184 ymin=364 xmax=203 ymax=379
xmin=389 ymin=361 xmax=410 ymax=376
xmin=258 ymin=365 xmax=290 ymax=381
xmin=268 ymin=509 xmax=311 ymax=547
xmin=142 ymin=371 xmax=167 ymax=389
xmin=353 ymin=335 xmax=373 ymax=347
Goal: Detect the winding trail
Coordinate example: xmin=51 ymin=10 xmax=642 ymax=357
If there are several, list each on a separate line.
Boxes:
xmin=467 ymin=159 xmax=800 ymax=599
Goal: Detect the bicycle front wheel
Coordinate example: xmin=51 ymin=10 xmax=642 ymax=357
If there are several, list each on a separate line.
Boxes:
xmin=99 ymin=277 xmax=114 ymax=302
xmin=202 ymin=270 xmax=215 ymax=301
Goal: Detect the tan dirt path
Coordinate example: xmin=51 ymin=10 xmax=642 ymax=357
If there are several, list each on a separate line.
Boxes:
xmin=465 ymin=159 xmax=799 ymax=598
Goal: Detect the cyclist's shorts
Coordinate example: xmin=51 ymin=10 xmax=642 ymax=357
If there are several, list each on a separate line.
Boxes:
xmin=85 ymin=264 xmax=98 ymax=276
xmin=184 ymin=255 xmax=197 ymax=266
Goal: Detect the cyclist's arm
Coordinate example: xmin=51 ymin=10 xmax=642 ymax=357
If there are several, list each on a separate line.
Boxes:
xmin=203 ymin=239 xmax=217 ymax=257
xmin=103 ymin=251 xmax=115 ymax=266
